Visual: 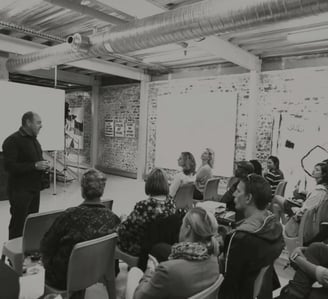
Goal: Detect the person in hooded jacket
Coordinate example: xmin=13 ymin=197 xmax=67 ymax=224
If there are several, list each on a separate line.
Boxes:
xmin=219 ymin=174 xmax=284 ymax=299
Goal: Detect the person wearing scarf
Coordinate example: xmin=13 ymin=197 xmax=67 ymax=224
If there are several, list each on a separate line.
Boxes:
xmin=129 ymin=207 xmax=220 ymax=299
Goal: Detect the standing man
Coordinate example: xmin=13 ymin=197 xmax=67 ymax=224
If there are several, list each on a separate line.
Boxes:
xmin=2 ymin=111 xmax=49 ymax=239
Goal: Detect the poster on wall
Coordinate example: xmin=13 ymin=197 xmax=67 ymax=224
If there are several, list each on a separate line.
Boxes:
xmin=125 ymin=121 xmax=135 ymax=138
xmin=115 ymin=120 xmax=125 ymax=137
xmin=105 ymin=119 xmax=114 ymax=137
xmin=65 ymin=102 xmax=84 ymax=149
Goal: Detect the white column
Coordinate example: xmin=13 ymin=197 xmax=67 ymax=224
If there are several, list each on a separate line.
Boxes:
xmin=245 ymin=70 xmax=261 ymax=160
xmin=91 ymin=77 xmax=100 ymax=167
xmin=137 ymin=74 xmax=150 ymax=180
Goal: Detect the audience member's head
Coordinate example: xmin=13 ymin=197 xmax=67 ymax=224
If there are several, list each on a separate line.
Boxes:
xmin=234 ymin=161 xmax=254 ymax=178
xmin=201 ymin=148 xmax=215 ymax=168
xmin=21 ymin=111 xmax=42 ymax=137
xmin=81 ymin=168 xmax=106 ymax=201
xmin=234 ymin=174 xmax=272 ymax=215
xmin=249 ymin=159 xmax=263 ymax=176
xmin=179 ymin=207 xmax=219 ymax=255
xmin=267 ymin=155 xmax=280 ymax=171
xmin=145 ymin=168 xmax=169 ymax=197
xmin=179 ymin=152 xmax=196 ymax=175
xmin=312 ymin=162 xmax=328 ymax=186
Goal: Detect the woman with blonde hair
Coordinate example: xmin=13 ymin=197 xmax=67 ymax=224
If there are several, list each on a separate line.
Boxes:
xmin=169 ymin=151 xmax=196 ymax=198
xmin=193 ymin=148 xmax=215 ymax=200
xmin=127 ymin=207 xmax=220 ymax=299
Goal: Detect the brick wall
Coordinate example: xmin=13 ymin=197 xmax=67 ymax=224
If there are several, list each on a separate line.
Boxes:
xmin=65 ymin=91 xmax=92 ymax=164
xmin=98 ymin=84 xmax=140 ymax=174
xmin=147 ymin=67 xmax=328 ymax=180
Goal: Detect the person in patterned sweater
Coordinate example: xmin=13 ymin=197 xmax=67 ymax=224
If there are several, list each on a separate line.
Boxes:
xmin=40 ymin=169 xmax=120 ymax=290
xmin=117 ymin=168 xmax=176 ymax=257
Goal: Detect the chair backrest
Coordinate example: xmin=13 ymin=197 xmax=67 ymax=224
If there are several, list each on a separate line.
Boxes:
xmin=203 ymin=178 xmax=220 ymax=201
xmin=188 ymin=274 xmax=224 ymax=299
xmin=67 ymin=233 xmax=117 ymax=292
xmin=274 ymin=181 xmax=287 ymax=197
xmin=22 ymin=209 xmax=64 ymax=254
xmin=101 ymin=199 xmax=113 ymax=210
xmin=174 ymin=182 xmax=195 ymax=209
xmin=299 ymin=197 xmax=328 ymax=245
xmin=253 ymin=265 xmax=270 ymax=298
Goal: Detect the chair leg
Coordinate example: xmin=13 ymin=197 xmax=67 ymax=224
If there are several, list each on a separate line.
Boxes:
xmin=105 ymin=278 xmax=116 ymax=299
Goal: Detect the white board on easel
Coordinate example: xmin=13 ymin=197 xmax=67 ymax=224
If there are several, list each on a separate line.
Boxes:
xmin=155 ymin=92 xmax=237 ymax=177
xmin=0 ymin=81 xmax=65 ymax=151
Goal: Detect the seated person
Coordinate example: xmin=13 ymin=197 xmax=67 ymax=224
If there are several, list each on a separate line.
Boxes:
xmin=169 ymin=152 xmax=196 ymax=198
xmin=117 ymin=168 xmax=176 ymax=257
xmin=193 ymin=148 xmax=214 ymax=200
xmin=264 ymin=155 xmax=284 ymax=196
xmin=250 ymin=159 xmax=263 ymax=176
xmin=40 ymin=169 xmax=120 ymax=290
xmin=220 ymin=160 xmax=254 ymax=221
xmin=128 ymin=207 xmax=220 ymax=299
xmin=273 ymin=162 xmax=328 ymax=240
xmin=138 ymin=213 xmax=182 ymax=271
xmin=280 ymin=243 xmax=328 ymax=299
xmin=219 ymin=174 xmax=284 ymax=299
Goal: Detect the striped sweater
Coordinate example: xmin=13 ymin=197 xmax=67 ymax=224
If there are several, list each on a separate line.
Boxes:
xmin=264 ymin=169 xmax=284 ymax=196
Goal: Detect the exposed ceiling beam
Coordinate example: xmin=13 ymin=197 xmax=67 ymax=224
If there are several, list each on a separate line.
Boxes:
xmin=44 ymin=0 xmax=127 ymax=26
xmin=96 ymin=0 xmax=164 ymax=18
xmin=0 ymin=33 xmax=145 ymax=80
xmin=68 ymin=58 xmax=145 ymax=81
xmin=193 ymin=36 xmax=261 ymax=71
xmin=16 ymin=69 xmax=93 ymax=86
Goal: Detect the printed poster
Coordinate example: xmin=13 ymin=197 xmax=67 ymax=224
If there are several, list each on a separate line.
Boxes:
xmin=115 ymin=120 xmax=125 ymax=137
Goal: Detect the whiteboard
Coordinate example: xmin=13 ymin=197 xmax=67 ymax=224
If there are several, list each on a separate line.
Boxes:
xmin=155 ymin=92 xmax=237 ymax=177
xmin=0 ymin=81 xmax=65 ymax=151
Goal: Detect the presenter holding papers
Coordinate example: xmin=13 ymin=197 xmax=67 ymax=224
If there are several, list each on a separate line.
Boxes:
xmin=2 ymin=111 xmax=50 ymax=239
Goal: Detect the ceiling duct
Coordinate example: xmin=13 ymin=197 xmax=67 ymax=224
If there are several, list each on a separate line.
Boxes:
xmin=6 ymin=33 xmax=90 ymax=72
xmin=7 ymin=0 xmax=328 ymax=72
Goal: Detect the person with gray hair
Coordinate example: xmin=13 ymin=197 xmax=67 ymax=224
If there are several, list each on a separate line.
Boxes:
xmin=128 ymin=207 xmax=220 ymax=299
xmin=41 ymin=168 xmax=120 ymax=291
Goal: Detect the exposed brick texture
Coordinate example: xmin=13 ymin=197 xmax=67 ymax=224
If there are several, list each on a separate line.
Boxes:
xmin=98 ymin=84 xmax=140 ymax=173
xmin=147 ymin=67 xmax=328 ymax=180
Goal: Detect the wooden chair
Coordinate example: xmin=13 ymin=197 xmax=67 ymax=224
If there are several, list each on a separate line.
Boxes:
xmin=253 ymin=265 xmax=270 ymax=299
xmin=45 ymin=233 xmax=118 ymax=299
xmin=274 ymin=181 xmax=287 ymax=196
xmin=189 ymin=274 xmax=224 ymax=299
xmin=1 ymin=209 xmax=63 ymax=274
xmin=203 ymin=178 xmax=220 ymax=201
xmin=174 ymin=182 xmax=195 ymax=209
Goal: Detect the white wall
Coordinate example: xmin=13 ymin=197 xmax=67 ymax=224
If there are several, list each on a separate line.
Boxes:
xmin=0 ymin=81 xmax=65 ymax=151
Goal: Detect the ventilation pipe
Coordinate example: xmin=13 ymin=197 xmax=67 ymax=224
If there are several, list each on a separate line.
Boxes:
xmin=6 ymin=33 xmax=90 ymax=72
xmin=7 ymin=0 xmax=328 ymax=72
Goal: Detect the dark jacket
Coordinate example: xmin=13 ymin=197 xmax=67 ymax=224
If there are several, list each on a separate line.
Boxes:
xmin=219 ymin=210 xmax=284 ymax=299
xmin=40 ymin=202 xmax=120 ymax=290
xmin=138 ymin=213 xmax=182 ymax=271
xmin=2 ymin=127 xmax=43 ymax=191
